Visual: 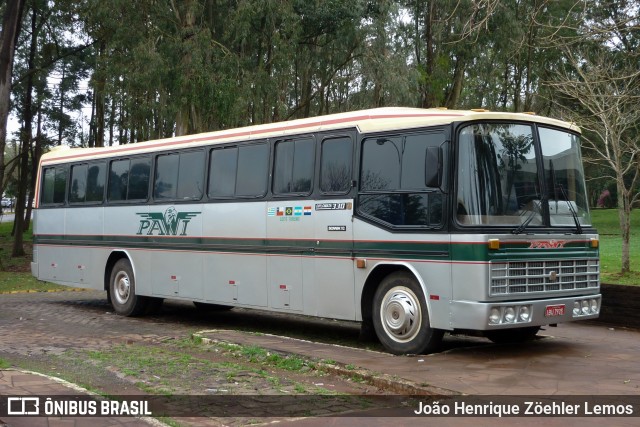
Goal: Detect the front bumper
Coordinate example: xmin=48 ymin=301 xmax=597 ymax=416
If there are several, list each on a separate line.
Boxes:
xmin=450 ymin=294 xmax=601 ymax=330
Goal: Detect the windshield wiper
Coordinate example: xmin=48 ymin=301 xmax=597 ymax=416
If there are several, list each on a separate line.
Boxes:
xmin=555 ymin=184 xmax=583 ymax=234
xmin=512 ymin=198 xmax=543 ymax=235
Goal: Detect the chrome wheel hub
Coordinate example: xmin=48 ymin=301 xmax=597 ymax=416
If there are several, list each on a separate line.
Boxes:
xmin=114 ymin=271 xmax=131 ymax=305
xmin=380 ymin=287 xmax=422 ymax=343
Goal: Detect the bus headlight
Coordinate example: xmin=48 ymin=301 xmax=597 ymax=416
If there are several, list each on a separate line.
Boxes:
xmin=518 ymin=306 xmax=530 ymax=322
xmin=504 ymin=307 xmax=516 ymax=323
xmin=581 ymin=300 xmax=590 ymax=315
xmin=489 ymin=308 xmax=501 ymax=324
xmin=572 ymin=298 xmax=600 ymax=317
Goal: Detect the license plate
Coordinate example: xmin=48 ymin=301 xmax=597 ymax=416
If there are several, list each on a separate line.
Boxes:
xmin=545 ymin=304 xmax=565 ymax=317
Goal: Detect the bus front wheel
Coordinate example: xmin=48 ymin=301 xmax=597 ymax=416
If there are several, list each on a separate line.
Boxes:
xmin=372 ymin=272 xmax=443 ymax=355
xmin=109 ymin=259 xmax=148 ymax=316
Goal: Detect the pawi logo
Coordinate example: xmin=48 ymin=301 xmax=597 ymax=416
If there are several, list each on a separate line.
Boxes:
xmin=136 ymin=207 xmax=201 ymax=236
xmin=529 ymin=240 xmax=567 ymax=249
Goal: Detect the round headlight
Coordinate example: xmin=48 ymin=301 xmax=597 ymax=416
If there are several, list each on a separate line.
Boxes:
xmin=590 ymin=299 xmax=598 ymax=313
xmin=518 ymin=306 xmax=530 ymax=322
xmin=504 ymin=307 xmax=516 ymax=323
xmin=489 ymin=308 xmax=501 ymax=324
xmin=581 ymin=300 xmax=590 ymax=315
xmin=573 ymin=302 xmax=581 ymax=316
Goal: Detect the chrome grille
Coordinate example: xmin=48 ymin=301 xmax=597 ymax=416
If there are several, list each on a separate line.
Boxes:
xmin=490 ymin=259 xmax=599 ymax=296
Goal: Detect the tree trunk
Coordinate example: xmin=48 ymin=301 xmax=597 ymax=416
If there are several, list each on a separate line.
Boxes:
xmin=94 ymin=42 xmax=106 ymax=147
xmin=616 ymin=177 xmax=631 ymax=273
xmin=0 ymin=0 xmax=26 ymax=196
xmin=57 ymin=63 xmax=65 ymax=145
xmin=88 ymin=88 xmax=96 ymax=147
xmin=12 ymin=3 xmax=38 ymax=257
xmin=445 ymin=56 xmax=466 ymax=108
xmin=24 ymin=107 xmax=43 ymax=231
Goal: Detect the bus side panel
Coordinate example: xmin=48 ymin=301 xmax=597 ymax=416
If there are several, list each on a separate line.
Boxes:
xmin=311 ymin=199 xmax=355 ymax=320
xmin=151 ymin=251 xmax=204 ymax=299
xmin=352 ymin=218 xmax=453 ymax=330
xmin=35 ymin=208 xmax=67 ymax=284
xmin=62 ymin=206 xmax=104 ymax=288
xmin=202 ymin=201 xmax=268 ymax=307
xmin=266 ymin=201 xmax=311 ymax=312
xmin=148 ymin=204 xmax=204 ymax=300
xmin=103 ymin=205 xmax=153 ymax=296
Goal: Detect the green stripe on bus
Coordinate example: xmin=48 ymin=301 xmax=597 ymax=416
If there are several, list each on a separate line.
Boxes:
xmin=34 ymin=234 xmax=598 ymax=262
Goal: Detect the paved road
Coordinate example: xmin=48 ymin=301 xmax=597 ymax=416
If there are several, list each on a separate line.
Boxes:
xmin=1 ymin=290 xmax=639 ymax=426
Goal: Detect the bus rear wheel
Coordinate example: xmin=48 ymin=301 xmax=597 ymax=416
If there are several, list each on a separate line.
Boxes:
xmin=372 ymin=272 xmax=443 ymax=355
xmin=109 ymin=259 xmax=148 ymax=316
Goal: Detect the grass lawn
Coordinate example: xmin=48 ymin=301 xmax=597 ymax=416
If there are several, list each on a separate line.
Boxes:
xmin=591 ymin=209 xmax=640 ymax=286
xmin=0 ymin=221 xmax=71 ymax=293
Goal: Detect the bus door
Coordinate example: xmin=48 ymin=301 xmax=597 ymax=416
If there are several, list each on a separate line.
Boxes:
xmin=312 ymin=200 xmax=355 ymax=320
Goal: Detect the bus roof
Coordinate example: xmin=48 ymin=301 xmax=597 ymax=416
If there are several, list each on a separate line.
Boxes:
xmin=40 ymin=107 xmax=580 ymax=165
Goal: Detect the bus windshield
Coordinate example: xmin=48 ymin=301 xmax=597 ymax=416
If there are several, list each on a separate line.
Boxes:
xmin=456 ymin=123 xmax=591 ymax=228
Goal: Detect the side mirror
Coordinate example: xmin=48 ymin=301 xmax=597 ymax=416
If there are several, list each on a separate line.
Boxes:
xmin=425 ymin=146 xmax=443 ymax=188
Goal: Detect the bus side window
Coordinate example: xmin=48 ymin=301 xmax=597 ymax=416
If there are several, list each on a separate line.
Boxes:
xmin=42 ymin=166 xmax=67 ymax=205
xmin=209 ymin=143 xmax=269 ymax=199
xmin=128 ymin=158 xmax=151 ymax=200
xmin=108 ymin=157 xmax=150 ymax=202
xmin=273 ymin=138 xmax=315 ymax=195
xmin=69 ymin=164 xmax=88 ymax=203
xmin=86 ymin=163 xmax=106 ymax=202
xmin=320 ymin=137 xmax=352 ymax=193
xmin=109 ymin=160 xmax=129 ymax=202
xmin=358 ymin=131 xmax=445 ymax=228
xmin=156 ymin=151 xmax=205 ymax=201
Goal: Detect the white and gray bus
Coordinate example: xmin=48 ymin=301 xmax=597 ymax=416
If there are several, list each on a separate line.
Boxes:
xmin=31 ymin=107 xmax=600 ymax=354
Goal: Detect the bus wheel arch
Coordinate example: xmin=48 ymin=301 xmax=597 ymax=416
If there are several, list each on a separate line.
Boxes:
xmin=363 ymin=265 xmax=443 ymax=354
xmin=105 ymin=252 xmax=148 ymax=316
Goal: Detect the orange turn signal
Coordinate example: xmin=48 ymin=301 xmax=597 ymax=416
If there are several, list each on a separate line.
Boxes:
xmin=488 ymin=239 xmax=500 ymax=250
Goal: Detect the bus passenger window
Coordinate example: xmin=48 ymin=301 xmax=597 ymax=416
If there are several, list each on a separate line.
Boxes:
xmin=176 ymin=151 xmax=204 ymax=200
xmin=69 ymin=164 xmax=88 ymax=203
xmin=320 ymin=137 xmax=352 ymax=193
xmin=128 ymin=158 xmax=151 ymax=200
xmin=109 ymin=160 xmax=129 ymax=202
xmin=273 ymin=138 xmax=314 ymax=195
xmin=209 ymin=143 xmax=268 ymax=199
xmin=86 ymin=163 xmax=106 ymax=202
xmin=108 ymin=157 xmax=150 ymax=202
xmin=209 ymin=148 xmax=237 ymax=198
xmin=155 ymin=154 xmax=180 ymax=199
xmin=41 ymin=167 xmax=67 ymax=205
xmin=236 ymin=144 xmax=268 ymax=197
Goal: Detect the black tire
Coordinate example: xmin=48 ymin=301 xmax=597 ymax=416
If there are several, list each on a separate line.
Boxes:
xmin=485 ymin=326 xmax=540 ymax=344
xmin=109 ymin=258 xmax=148 ymax=316
xmin=193 ymin=301 xmax=233 ymax=312
xmin=372 ymin=272 xmax=443 ymax=355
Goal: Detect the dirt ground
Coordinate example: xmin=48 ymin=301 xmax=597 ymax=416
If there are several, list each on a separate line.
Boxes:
xmin=0 ymin=290 xmax=402 ymax=425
